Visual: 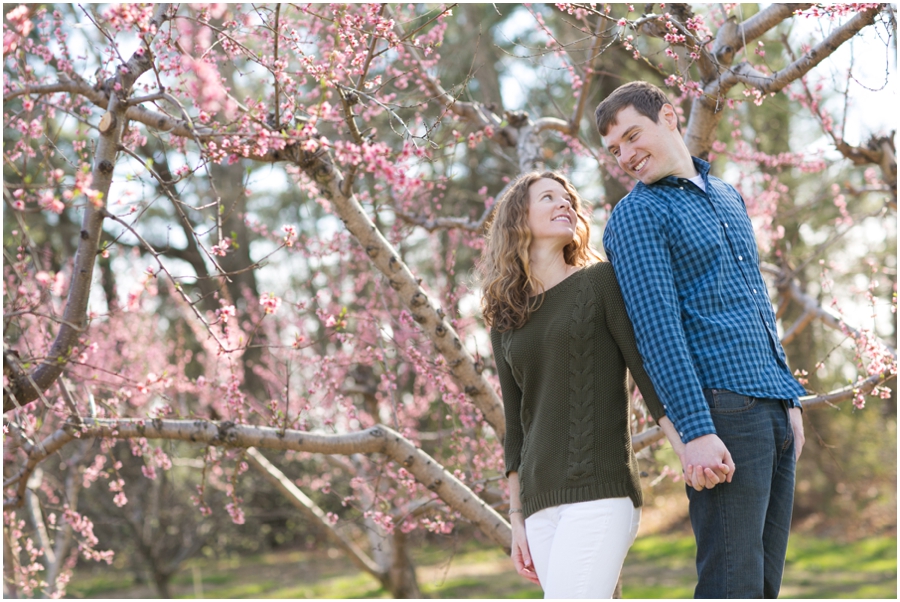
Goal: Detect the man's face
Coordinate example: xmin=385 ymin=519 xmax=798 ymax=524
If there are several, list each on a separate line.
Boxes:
xmin=601 ymin=105 xmax=683 ymax=185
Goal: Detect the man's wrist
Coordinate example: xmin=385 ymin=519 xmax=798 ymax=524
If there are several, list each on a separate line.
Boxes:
xmin=679 ymin=424 xmax=718 ymax=445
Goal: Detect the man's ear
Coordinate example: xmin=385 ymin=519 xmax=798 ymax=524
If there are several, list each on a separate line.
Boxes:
xmin=660 ymin=104 xmax=679 ymax=131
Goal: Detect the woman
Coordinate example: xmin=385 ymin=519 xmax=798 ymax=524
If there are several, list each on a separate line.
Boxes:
xmin=480 ymin=171 xmax=687 ymax=598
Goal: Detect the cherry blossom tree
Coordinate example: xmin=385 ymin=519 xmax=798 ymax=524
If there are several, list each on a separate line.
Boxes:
xmin=3 ymin=3 xmax=896 ymax=597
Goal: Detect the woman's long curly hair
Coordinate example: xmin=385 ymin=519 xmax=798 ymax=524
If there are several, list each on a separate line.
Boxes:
xmin=479 ymin=171 xmax=602 ymax=332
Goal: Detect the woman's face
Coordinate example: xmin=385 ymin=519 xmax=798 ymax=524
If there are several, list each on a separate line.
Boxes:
xmin=526 ymin=177 xmax=577 ymax=245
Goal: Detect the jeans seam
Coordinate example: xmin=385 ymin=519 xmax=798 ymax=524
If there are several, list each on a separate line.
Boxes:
xmin=717 ymin=484 xmax=733 ymax=597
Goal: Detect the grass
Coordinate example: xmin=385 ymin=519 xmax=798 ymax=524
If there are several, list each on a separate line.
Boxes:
xmin=66 ymin=533 xmax=895 ymax=599
xmin=621 ymin=534 xmax=897 ymax=599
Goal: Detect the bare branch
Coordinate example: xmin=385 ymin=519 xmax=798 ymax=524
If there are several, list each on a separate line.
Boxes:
xmin=722 ymin=7 xmax=881 ymax=94
xmin=245 ymin=448 xmax=385 ymax=578
xmin=570 ymin=15 xmax=608 ymax=129
xmin=762 ymin=263 xmax=898 ymax=359
xmin=393 ymin=177 xmax=520 ymax=234
xmin=836 ymin=133 xmax=897 ymax=198
xmin=686 ymin=4 xmax=880 ymax=157
xmin=712 ymin=4 xmax=812 ymax=65
xmin=394 ymin=212 xmax=489 ymax=233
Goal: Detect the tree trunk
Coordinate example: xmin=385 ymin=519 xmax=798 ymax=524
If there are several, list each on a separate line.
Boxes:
xmin=386 ymin=527 xmax=421 ymax=598
xmin=152 ymin=570 xmax=173 ymax=599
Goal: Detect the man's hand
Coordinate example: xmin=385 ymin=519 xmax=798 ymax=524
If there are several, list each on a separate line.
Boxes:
xmin=682 ymin=433 xmax=734 ymax=491
xmin=789 ymin=407 xmax=805 ymax=461
xmin=510 ymin=518 xmax=540 ymax=585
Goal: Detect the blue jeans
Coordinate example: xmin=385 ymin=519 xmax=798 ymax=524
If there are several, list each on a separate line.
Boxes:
xmin=687 ymin=389 xmax=796 ymax=599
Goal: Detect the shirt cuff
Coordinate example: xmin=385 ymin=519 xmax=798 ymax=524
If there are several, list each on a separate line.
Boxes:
xmin=790 ymin=397 xmax=803 ymax=412
xmin=675 ymin=413 xmax=718 ymax=444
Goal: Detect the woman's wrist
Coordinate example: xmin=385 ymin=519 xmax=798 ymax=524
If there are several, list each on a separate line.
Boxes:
xmin=508 ymin=508 xmax=526 ymax=525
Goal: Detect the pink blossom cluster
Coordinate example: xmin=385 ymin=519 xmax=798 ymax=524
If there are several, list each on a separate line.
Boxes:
xmin=101 ymin=4 xmax=156 ymax=34
xmin=796 ymin=4 xmax=882 ymax=19
xmin=723 ymin=139 xmax=828 ymax=173
xmin=3 ymin=4 xmax=32 ymax=55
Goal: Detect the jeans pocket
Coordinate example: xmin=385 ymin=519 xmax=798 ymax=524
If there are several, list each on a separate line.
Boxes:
xmin=703 ymin=388 xmax=757 ymax=414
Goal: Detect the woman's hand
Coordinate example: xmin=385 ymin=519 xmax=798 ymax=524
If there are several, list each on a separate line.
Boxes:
xmin=510 ymin=517 xmax=540 ymax=585
xmin=507 ymin=471 xmax=539 ymax=584
xmin=658 ymin=416 xmax=733 ymax=490
xmin=684 ymin=463 xmax=728 ymax=491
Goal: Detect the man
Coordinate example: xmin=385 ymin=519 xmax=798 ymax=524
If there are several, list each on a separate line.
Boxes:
xmin=595 ymin=81 xmax=806 ymax=598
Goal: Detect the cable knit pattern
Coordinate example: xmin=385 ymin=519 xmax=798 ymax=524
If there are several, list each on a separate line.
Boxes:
xmin=566 ymin=275 xmax=596 ymax=482
xmin=491 ymin=262 xmax=667 ymax=519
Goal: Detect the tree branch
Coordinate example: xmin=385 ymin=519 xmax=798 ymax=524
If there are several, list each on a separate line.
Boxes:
xmin=3 ymin=3 xmax=173 ymax=413
xmin=721 ymin=7 xmax=881 ymax=95
xmin=712 ymin=4 xmax=813 ymax=65
xmin=633 ymin=371 xmax=895 ymax=451
xmin=285 ymin=145 xmax=507 ymax=440
xmin=6 ymin=420 xmax=513 ymax=551
xmin=245 ymin=447 xmax=385 ymax=578
xmin=685 ymin=3 xmax=837 ymax=157
xmin=762 ymin=263 xmax=898 ymax=359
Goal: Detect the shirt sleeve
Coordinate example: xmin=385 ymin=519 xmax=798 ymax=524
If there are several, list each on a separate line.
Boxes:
xmin=598 ymin=264 xmax=666 ymax=424
xmin=490 ymin=327 xmax=524 ymax=476
xmin=603 ymin=201 xmax=716 ymax=443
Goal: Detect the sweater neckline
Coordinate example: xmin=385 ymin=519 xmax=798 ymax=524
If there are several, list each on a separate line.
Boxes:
xmin=530 ymin=265 xmax=587 ymax=299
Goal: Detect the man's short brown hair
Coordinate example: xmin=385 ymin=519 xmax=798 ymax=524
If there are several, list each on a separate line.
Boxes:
xmin=594 ymin=81 xmax=672 ymax=137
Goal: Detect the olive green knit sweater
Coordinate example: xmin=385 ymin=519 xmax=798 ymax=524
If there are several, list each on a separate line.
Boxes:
xmin=491 ymin=261 xmax=666 ymax=518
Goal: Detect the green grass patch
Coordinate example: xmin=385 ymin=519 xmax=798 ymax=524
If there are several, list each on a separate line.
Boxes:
xmin=622 ymin=533 xmax=897 ymax=599
xmin=66 ymin=533 xmax=895 ymax=599
xmin=264 ymin=573 xmax=386 ymax=599
xmin=66 ymin=574 xmax=135 ymax=597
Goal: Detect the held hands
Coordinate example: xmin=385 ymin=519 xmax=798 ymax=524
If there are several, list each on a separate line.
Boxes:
xmin=657 ymin=417 xmax=731 ymax=490
xmin=681 ymin=434 xmax=735 ymax=491
xmin=510 ymin=516 xmax=540 ymax=585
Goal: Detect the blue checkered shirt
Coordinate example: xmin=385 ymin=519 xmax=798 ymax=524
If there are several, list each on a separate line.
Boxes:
xmin=603 ymin=157 xmax=806 ymax=443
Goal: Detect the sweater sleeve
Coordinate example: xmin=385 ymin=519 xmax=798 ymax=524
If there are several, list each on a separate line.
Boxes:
xmin=490 ymin=327 xmax=524 ymax=476
xmin=597 ymin=263 xmax=667 ymax=423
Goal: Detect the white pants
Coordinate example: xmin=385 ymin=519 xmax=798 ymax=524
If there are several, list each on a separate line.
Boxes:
xmin=524 ymin=497 xmax=641 ymax=599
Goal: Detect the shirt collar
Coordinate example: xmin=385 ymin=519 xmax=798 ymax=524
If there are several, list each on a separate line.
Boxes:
xmin=635 ymin=156 xmax=710 ymax=192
